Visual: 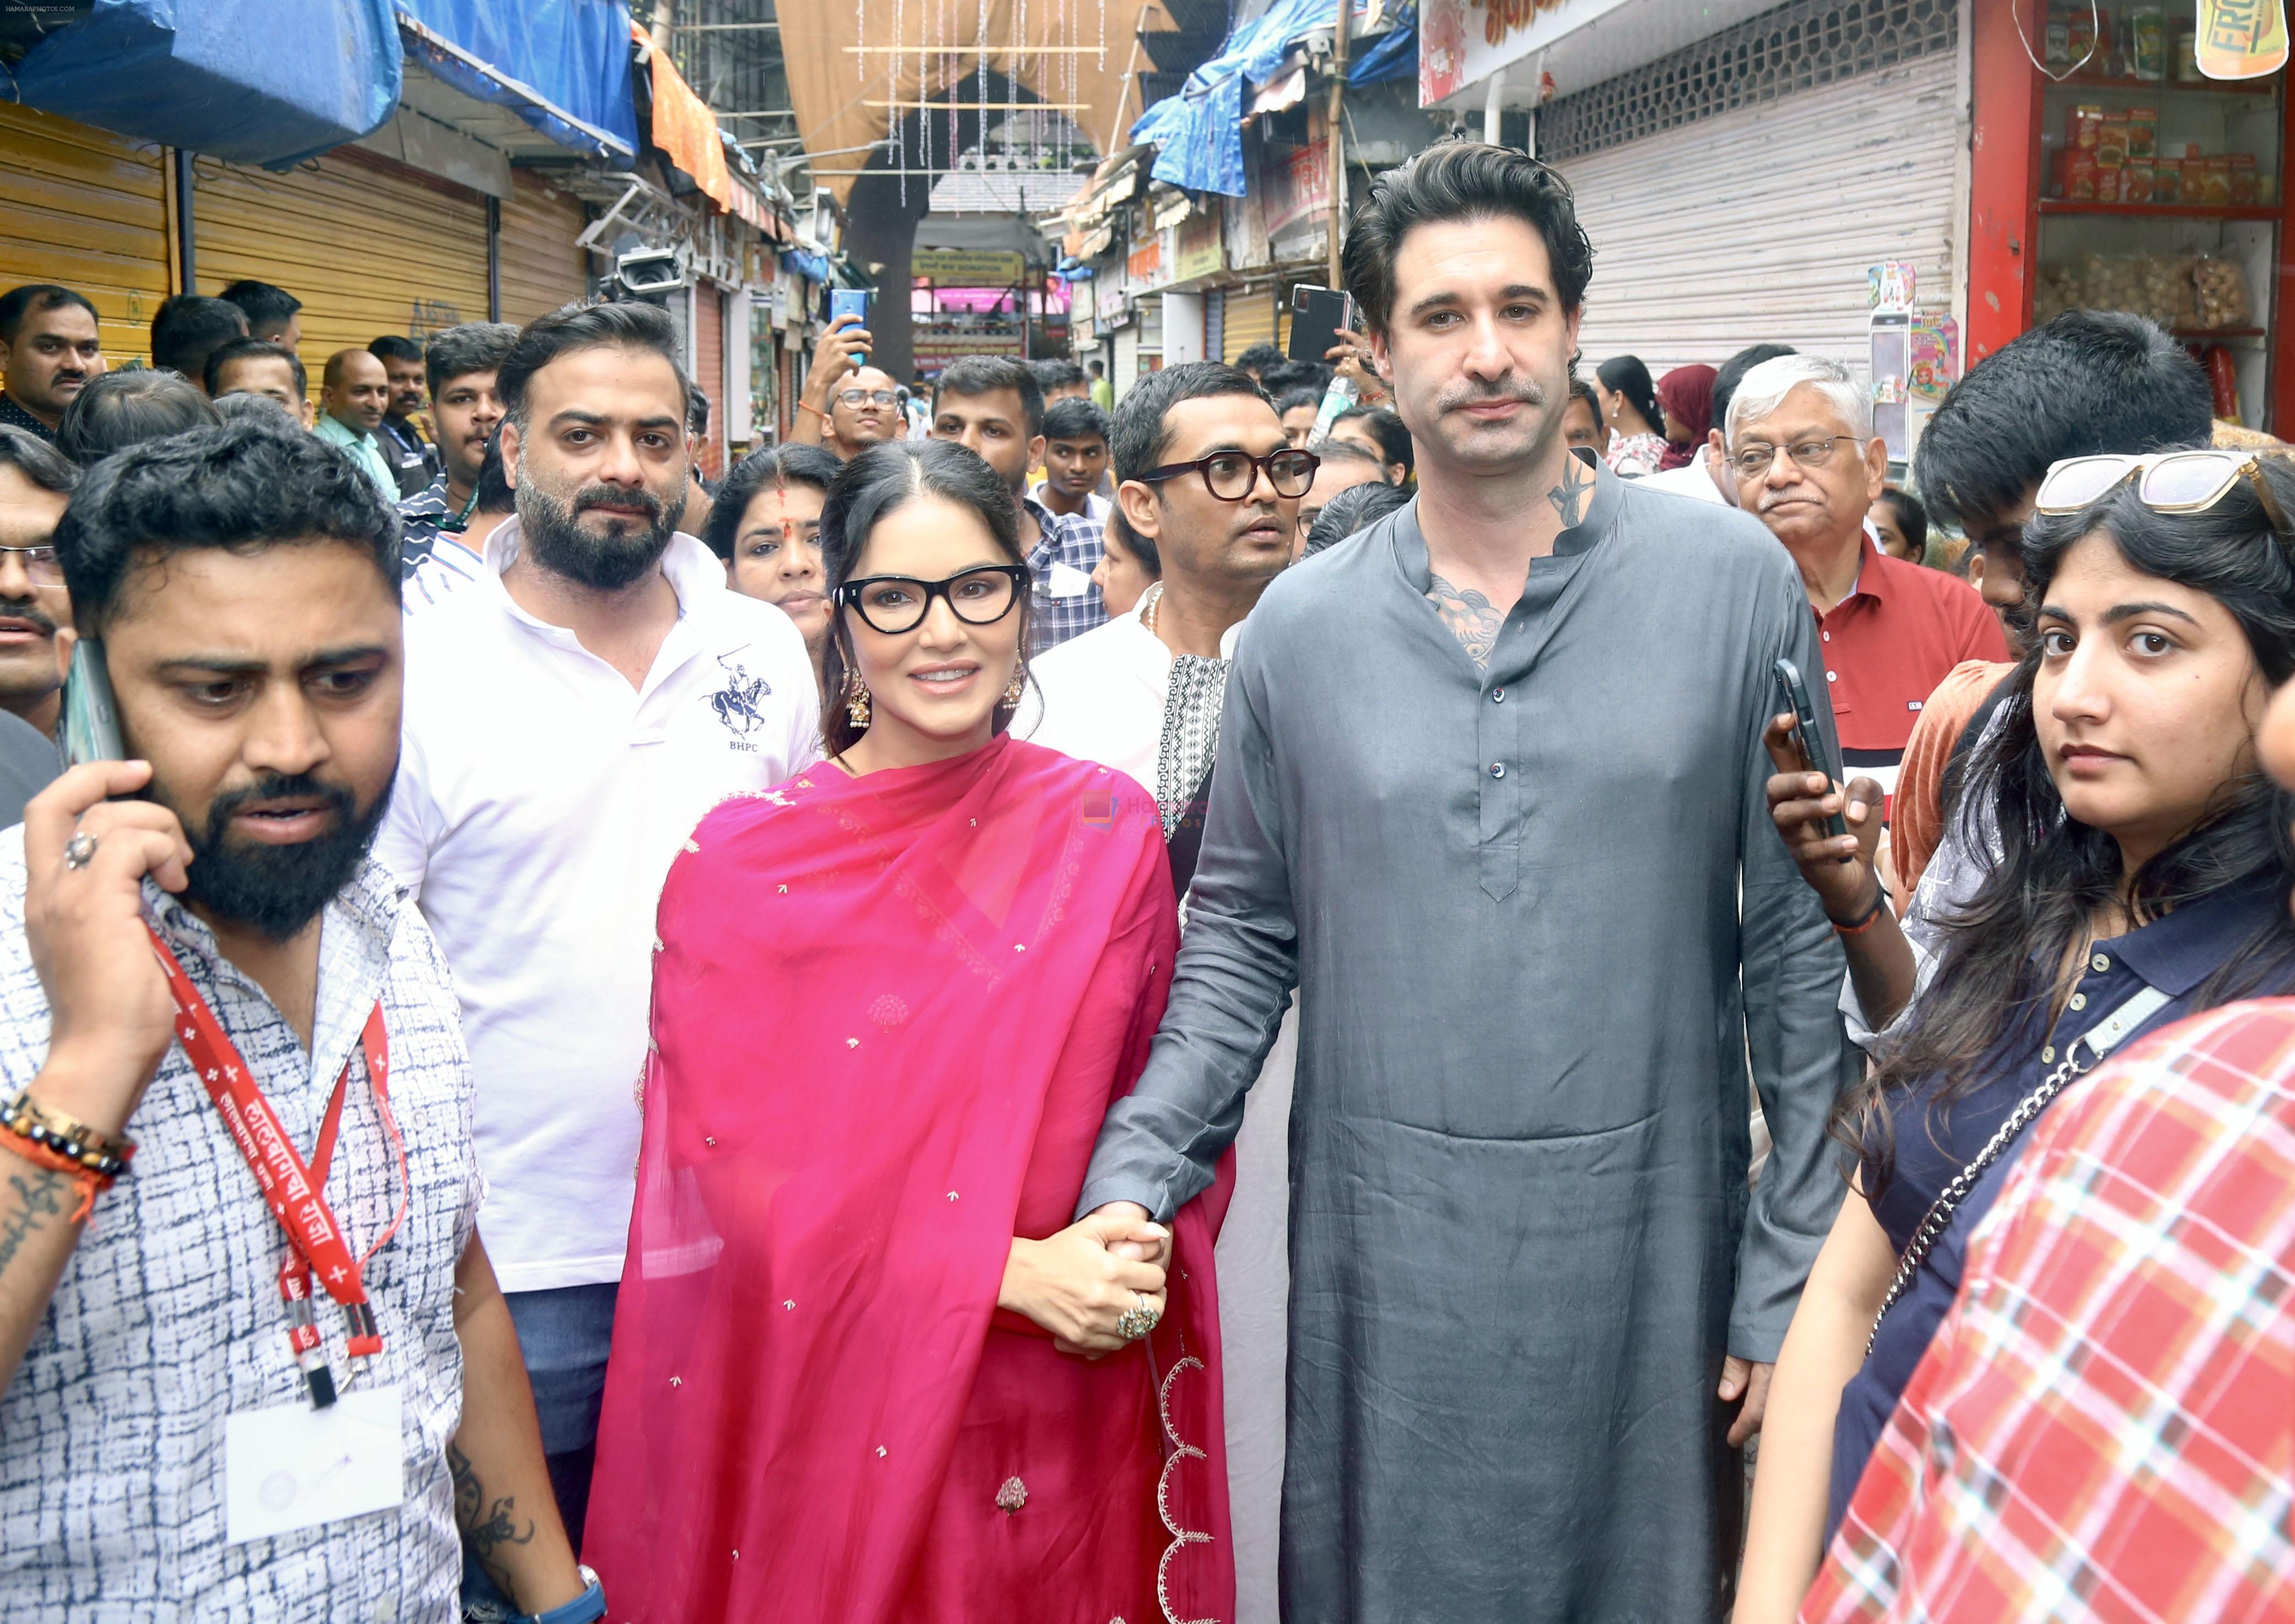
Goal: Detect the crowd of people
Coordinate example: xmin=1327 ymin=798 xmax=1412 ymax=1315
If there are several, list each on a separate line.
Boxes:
xmin=0 ymin=137 xmax=2286 ymax=1624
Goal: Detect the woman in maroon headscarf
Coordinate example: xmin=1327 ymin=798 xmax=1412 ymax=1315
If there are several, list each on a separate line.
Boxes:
xmin=1655 ymin=362 xmax=1718 ymax=472
xmin=584 ymin=439 xmax=1234 ymax=1624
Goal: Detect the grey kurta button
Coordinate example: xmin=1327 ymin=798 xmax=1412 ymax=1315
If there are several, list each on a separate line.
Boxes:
xmin=1488 ymin=763 xmax=1506 ymax=779
xmin=1491 ymin=688 xmax=1506 ymax=703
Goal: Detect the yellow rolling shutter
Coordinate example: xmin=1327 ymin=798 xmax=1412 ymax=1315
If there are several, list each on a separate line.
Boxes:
xmin=1221 ymin=283 xmax=1275 ymax=365
xmin=192 ymin=145 xmax=488 ymax=397
xmin=0 ymin=103 xmax=173 ymax=362
xmin=497 ymin=170 xmax=590 ymax=327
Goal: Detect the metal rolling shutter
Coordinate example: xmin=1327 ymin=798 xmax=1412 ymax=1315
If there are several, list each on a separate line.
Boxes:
xmin=1204 ymin=288 xmax=1224 ymax=365
xmin=1220 ymin=282 xmax=1275 ymax=364
xmin=1557 ymin=52 xmax=1960 ymax=377
xmin=496 ymin=170 xmax=590 ymax=326
xmin=693 ymin=282 xmax=726 ymax=480
xmin=192 ymin=144 xmax=489 ymax=397
xmin=0 ymin=104 xmax=173 ymax=362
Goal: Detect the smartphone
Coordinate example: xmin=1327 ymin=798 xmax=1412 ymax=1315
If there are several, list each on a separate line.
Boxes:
xmin=828 ymin=288 xmax=872 ymax=345
xmin=60 ymin=637 xmax=123 ymax=769
xmin=1772 ymin=658 xmax=1851 ymax=847
xmin=1288 ymin=285 xmax=1357 ymax=364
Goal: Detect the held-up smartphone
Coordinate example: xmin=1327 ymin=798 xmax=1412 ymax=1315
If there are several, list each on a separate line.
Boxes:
xmin=61 ymin=637 xmax=124 ymax=769
xmin=1287 ymin=285 xmax=1357 ymax=364
xmin=1772 ymin=657 xmax=1852 ymax=849
xmin=828 ymin=288 xmax=872 ymax=356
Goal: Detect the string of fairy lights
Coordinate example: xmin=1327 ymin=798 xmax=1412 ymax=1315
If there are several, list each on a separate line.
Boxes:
xmin=848 ymin=0 xmax=1108 ymax=207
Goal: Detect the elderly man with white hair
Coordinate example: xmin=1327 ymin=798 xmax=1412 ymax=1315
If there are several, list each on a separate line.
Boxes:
xmin=1728 ymin=354 xmax=2006 ymax=806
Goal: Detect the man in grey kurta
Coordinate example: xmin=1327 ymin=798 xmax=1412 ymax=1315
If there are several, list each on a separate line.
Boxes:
xmin=1081 ymin=144 xmax=1867 ymax=1624
xmin=1077 ymin=453 xmax=1857 ymax=1618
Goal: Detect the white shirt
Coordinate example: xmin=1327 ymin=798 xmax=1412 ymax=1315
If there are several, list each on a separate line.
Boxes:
xmin=375 ymin=518 xmax=820 ymax=1294
xmin=1636 ymin=447 xmax=1731 ymax=505
xmin=1020 ymin=587 xmax=1243 ymax=792
xmin=1029 ymin=483 xmax=1112 ymax=529
xmin=0 ymin=845 xmax=479 ymax=1617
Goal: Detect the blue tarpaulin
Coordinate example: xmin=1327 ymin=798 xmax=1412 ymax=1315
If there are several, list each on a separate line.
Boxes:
xmin=394 ymin=0 xmax=638 ymax=161
xmin=781 ymin=250 xmax=831 ymax=285
xmin=1130 ymin=0 xmax=1397 ymax=196
xmin=1350 ymin=4 xmax=1417 ymax=88
xmin=13 ymin=0 xmax=402 ymax=169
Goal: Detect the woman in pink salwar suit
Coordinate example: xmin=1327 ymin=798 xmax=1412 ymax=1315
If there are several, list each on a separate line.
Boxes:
xmin=583 ymin=438 xmax=1235 ymax=1624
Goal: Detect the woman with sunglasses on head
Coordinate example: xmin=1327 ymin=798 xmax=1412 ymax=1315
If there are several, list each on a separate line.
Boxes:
xmin=582 ymin=438 xmax=1235 ymax=1624
xmin=1736 ymin=449 xmax=2295 ymax=1622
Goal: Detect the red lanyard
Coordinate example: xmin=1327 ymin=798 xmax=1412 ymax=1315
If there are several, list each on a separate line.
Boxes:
xmin=145 ymin=924 xmax=409 ymax=1408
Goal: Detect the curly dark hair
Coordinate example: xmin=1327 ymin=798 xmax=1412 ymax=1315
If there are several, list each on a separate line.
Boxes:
xmin=1340 ymin=139 xmax=1594 ymax=337
xmin=57 ymin=417 xmax=399 ymax=629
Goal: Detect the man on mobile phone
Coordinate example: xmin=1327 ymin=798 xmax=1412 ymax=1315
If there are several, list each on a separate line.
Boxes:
xmin=0 ymin=420 xmax=596 ymax=1622
xmin=1075 ymin=143 xmax=1859 ymax=1623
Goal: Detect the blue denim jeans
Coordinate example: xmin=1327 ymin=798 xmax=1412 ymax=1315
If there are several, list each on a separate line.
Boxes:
xmin=507 ymin=1281 xmax=618 ymax=1544
xmin=462 ymin=1282 xmax=618 ymax=1617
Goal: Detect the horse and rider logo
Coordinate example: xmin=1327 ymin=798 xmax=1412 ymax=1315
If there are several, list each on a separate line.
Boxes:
xmin=707 ymin=652 xmax=771 ymax=743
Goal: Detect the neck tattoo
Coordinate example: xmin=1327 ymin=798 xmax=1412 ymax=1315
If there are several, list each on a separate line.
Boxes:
xmin=1547 ymin=454 xmax=1594 ymax=530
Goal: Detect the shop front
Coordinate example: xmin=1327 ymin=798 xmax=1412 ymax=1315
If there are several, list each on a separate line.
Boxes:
xmin=1970 ymin=0 xmax=2289 ymax=430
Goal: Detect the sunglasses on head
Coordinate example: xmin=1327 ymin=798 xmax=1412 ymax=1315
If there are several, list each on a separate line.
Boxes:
xmin=2033 ymin=450 xmax=2295 ymax=540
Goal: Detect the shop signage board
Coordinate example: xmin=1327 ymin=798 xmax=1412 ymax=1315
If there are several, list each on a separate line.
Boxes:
xmin=1263 ymin=136 xmax=1331 ymax=235
xmin=1422 ymin=0 xmax=1596 ymax=104
xmin=1173 ymin=205 xmax=1226 ymax=283
xmin=914 ymin=335 xmax=1024 ymax=363
xmin=913 ymin=249 xmax=1025 ymax=284
xmin=1125 ymin=232 xmax=1165 ymax=289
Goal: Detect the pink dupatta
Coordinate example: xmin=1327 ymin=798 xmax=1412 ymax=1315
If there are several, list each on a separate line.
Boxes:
xmin=585 ymin=737 xmax=1234 ymax=1623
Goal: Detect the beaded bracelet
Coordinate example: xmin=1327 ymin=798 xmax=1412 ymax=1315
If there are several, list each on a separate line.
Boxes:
xmin=1 ymin=1092 xmax=134 ymax=1179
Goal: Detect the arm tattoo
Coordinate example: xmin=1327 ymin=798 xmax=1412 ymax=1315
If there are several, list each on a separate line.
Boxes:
xmin=1548 ymin=454 xmax=1595 ymax=529
xmin=1426 ymin=573 xmax=1504 ymax=670
xmin=0 ymin=1171 xmax=66 ymax=1279
xmin=449 ymin=1442 xmax=536 ymax=1593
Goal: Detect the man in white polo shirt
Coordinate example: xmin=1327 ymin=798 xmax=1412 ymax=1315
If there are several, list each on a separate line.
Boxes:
xmin=375 ymin=300 xmax=818 ymax=1551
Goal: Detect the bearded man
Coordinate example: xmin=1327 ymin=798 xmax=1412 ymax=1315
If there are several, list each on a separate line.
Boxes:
xmin=374 ymin=300 xmax=820 ymax=1549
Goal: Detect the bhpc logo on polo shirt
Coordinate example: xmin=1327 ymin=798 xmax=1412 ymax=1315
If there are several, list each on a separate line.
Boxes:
xmin=706 ymin=649 xmax=771 ymax=750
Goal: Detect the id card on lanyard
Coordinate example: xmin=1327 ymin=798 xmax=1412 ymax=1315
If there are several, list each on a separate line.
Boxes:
xmin=145 ymin=924 xmax=409 ymax=1409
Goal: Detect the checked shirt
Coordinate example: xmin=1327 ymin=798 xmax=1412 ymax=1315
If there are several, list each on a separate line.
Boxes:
xmin=1024 ymin=496 xmax=1108 ymax=653
xmin=0 ymin=838 xmax=482 ymax=1620
xmin=1805 ymin=998 xmax=2295 ymax=1624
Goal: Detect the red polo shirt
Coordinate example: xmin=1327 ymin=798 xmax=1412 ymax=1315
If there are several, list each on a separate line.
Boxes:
xmin=1815 ymin=532 xmax=2010 ymax=797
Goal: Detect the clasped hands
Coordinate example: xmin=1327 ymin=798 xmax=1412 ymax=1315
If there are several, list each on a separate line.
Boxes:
xmin=997 ymin=1201 xmax=1170 ymax=1357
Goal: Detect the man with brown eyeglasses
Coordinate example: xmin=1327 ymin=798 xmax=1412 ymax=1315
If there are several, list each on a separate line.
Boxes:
xmin=1729 ymin=354 xmax=2006 ymax=818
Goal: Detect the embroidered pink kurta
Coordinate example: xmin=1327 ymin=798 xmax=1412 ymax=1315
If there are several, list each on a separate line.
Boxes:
xmin=584 ymin=737 xmax=1235 ymax=1623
